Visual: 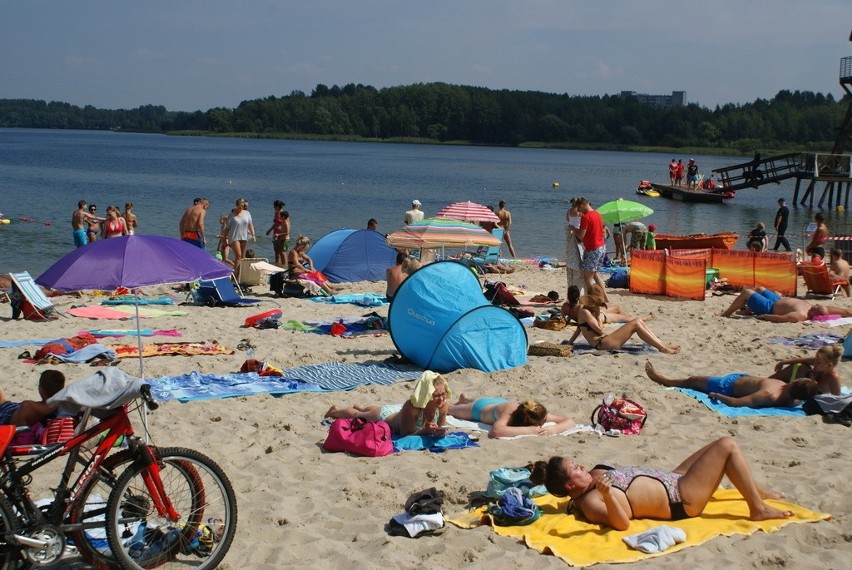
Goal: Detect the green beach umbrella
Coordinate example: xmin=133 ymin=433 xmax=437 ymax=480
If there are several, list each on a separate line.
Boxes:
xmin=597 ymin=199 xmax=654 ymax=226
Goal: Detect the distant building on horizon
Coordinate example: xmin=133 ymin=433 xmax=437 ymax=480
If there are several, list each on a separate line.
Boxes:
xmin=620 ymin=90 xmax=687 ymax=109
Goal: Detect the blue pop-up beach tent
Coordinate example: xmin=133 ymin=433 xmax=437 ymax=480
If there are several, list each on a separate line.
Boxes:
xmin=388 ymin=260 xmax=527 ymax=373
xmin=309 ymin=229 xmax=398 ymax=283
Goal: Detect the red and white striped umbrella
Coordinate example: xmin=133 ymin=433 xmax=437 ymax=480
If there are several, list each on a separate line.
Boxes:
xmin=434 ymin=201 xmax=500 ymax=223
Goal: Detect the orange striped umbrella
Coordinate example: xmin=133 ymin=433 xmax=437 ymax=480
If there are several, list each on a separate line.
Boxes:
xmin=435 ymin=201 xmax=500 ymax=223
xmin=386 ymin=217 xmax=501 ymax=249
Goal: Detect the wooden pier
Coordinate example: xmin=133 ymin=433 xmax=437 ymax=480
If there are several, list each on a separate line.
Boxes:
xmin=712 ymin=53 xmax=852 ymax=208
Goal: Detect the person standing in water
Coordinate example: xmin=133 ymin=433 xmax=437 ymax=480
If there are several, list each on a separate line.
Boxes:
xmin=497 ymin=200 xmax=517 ymax=258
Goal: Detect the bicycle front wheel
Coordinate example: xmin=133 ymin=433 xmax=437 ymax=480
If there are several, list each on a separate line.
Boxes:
xmin=104 ymin=447 xmax=237 ymax=570
xmin=0 ymin=492 xmax=20 ymax=569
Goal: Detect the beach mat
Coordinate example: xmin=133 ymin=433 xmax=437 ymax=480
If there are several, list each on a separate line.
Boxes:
xmin=675 ymin=388 xmax=805 ymax=417
xmin=308 ymin=293 xmax=388 ymax=307
xmin=112 ymin=341 xmax=233 ymax=359
xmin=572 ymin=342 xmax=657 ymax=356
xmin=151 ymin=362 xmax=423 ymax=402
xmin=448 ymin=488 xmax=829 ymax=567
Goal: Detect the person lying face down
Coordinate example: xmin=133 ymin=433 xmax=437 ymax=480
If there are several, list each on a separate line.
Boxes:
xmin=448 ymin=394 xmax=575 ymax=438
xmin=528 ymin=437 xmax=793 ymax=531
xmin=644 ymin=361 xmax=819 ymax=408
xmin=720 ymin=286 xmax=852 ymax=322
xmin=324 ymin=372 xmax=450 ymax=436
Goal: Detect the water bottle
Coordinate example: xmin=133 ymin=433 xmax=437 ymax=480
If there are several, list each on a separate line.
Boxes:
xmin=246 ymin=346 xmax=255 ymax=358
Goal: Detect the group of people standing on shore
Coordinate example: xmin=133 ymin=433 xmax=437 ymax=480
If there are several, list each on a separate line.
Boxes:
xmin=71 ymin=200 xmax=138 ymax=247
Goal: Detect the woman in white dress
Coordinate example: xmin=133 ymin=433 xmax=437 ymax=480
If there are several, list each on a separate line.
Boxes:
xmin=565 ymin=198 xmax=585 ymax=296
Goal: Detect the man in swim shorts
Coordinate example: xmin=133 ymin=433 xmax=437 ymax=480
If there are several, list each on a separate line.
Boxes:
xmin=720 ymin=286 xmax=852 ymax=322
xmin=179 ymin=198 xmax=209 ymax=248
xmin=645 ymin=361 xmax=818 ymax=408
xmin=71 ymin=200 xmax=105 ymax=248
xmin=574 ymin=197 xmax=609 ymax=301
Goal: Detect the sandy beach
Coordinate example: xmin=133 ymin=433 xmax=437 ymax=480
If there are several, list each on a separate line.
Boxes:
xmin=2 ymin=264 xmax=850 ymax=569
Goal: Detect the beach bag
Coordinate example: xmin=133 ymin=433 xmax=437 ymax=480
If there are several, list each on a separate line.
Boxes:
xmin=485 ymin=467 xmax=547 ymax=499
xmin=843 ymin=329 xmax=852 ymax=360
xmin=606 ymin=268 xmax=629 ymax=288
xmin=533 ymin=315 xmax=567 ymax=331
xmin=592 ymin=396 xmax=647 ymax=435
xmin=322 ymin=418 xmax=393 ymax=457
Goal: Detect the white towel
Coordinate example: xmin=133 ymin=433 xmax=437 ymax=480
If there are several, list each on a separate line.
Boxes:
xmin=391 ymin=512 xmax=444 ymax=538
xmin=622 ymin=525 xmax=686 ymax=553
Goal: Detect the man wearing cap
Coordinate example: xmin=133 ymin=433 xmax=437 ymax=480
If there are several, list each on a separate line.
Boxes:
xmin=404 ymin=200 xmax=424 ymax=225
xmin=772 ymin=198 xmax=791 ymax=252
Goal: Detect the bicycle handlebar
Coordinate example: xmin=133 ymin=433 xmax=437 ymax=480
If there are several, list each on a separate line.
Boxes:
xmin=140 ymin=384 xmax=159 ymax=411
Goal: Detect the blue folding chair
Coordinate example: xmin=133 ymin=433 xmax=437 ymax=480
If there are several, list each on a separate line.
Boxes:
xmin=197 ymin=276 xmax=261 ymax=307
xmin=472 ymin=228 xmax=504 ymax=269
xmin=9 ymin=271 xmax=60 ymax=320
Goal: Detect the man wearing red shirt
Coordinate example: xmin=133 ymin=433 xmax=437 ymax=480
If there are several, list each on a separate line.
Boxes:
xmin=574 ymin=197 xmax=609 ymax=301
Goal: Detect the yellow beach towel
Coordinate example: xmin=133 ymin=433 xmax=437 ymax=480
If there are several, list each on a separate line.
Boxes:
xmin=448 ymin=489 xmax=829 ymax=567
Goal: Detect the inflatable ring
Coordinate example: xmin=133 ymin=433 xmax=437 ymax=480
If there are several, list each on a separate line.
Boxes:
xmin=244 ymin=309 xmax=282 ymax=328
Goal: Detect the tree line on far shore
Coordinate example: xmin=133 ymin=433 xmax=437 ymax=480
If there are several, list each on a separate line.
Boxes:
xmin=0 ymin=83 xmax=846 ymax=153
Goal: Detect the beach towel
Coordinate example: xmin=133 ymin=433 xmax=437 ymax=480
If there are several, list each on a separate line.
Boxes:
xmin=68 ymin=306 xmax=141 ymax=320
xmin=151 ymin=362 xmax=423 ymax=402
xmin=392 ymin=431 xmax=479 ymax=453
xmin=101 ymin=296 xmax=175 ymax=305
xmin=676 ymin=388 xmax=804 ymax=417
xmin=572 ymin=343 xmax=658 ymax=356
xmin=86 ymin=329 xmax=183 ymax=338
xmin=764 ymin=333 xmax=842 ymax=349
xmin=0 ymin=339 xmax=58 ymax=349
xmin=112 ymin=341 xmax=233 ymax=359
xmin=675 ymin=386 xmax=852 ymax=417
xmin=448 ymin=488 xmax=829 ymax=567
xmin=308 ymin=293 xmax=388 ymax=307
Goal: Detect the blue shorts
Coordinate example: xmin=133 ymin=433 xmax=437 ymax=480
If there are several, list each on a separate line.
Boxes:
xmin=581 ymin=246 xmax=606 ymax=272
xmin=471 ymin=398 xmax=508 ymax=423
xmin=73 ymin=229 xmax=88 ymax=248
xmin=746 ymin=289 xmax=781 ymax=316
xmin=0 ymin=401 xmax=21 ymax=425
xmin=706 ymin=373 xmax=748 ymax=397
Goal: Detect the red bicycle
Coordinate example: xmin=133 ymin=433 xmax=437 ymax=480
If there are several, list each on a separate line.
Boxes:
xmin=0 ymin=370 xmax=236 ymax=569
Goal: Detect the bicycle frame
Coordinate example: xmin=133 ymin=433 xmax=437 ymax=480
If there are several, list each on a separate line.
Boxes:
xmin=0 ymin=403 xmax=179 ymax=540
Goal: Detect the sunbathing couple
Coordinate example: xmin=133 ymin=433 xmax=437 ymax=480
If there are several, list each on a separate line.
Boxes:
xmin=721 ymin=286 xmax=852 ymax=322
xmin=643 ymin=343 xmax=842 ymax=407
xmin=564 ymin=285 xmax=679 ymax=354
xmin=530 ymin=437 xmax=792 ymax=530
xmin=325 ymin=373 xmax=574 ymax=438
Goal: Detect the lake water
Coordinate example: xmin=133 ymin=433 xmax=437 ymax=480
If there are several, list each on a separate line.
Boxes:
xmin=1 ymin=128 xmax=848 ymax=276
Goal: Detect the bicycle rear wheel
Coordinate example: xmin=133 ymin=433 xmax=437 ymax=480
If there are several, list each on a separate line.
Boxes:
xmin=105 ymin=447 xmax=237 ymax=570
xmin=69 ymin=446 xmax=204 ymax=570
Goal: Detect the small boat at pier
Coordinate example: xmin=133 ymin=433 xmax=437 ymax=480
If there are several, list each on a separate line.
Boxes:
xmin=654 ymin=232 xmax=739 ymax=250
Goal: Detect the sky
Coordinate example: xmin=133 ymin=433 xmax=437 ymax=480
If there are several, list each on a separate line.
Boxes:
xmin=2 ymin=1 xmax=850 ymax=112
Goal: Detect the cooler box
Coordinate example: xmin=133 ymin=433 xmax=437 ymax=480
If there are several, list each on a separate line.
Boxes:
xmin=705 ymin=268 xmax=719 ymax=286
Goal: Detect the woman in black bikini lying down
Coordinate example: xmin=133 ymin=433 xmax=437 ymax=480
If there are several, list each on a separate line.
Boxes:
xmin=565 ymin=285 xmax=679 ymax=354
xmin=529 ymin=437 xmax=792 ymax=530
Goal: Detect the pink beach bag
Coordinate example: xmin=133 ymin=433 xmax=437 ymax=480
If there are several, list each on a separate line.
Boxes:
xmin=323 ymin=418 xmax=393 ymax=457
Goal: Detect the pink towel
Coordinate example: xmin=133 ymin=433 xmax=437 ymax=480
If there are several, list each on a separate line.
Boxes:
xmin=68 ymin=306 xmax=141 ymax=320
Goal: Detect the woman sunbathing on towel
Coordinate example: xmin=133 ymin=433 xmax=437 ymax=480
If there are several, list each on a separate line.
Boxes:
xmin=560 ymin=285 xmax=651 ymax=325
xmin=566 ymin=285 xmax=678 ymax=354
xmin=449 ymin=394 xmax=575 ymax=438
xmin=325 ymin=372 xmax=449 ymax=437
xmin=770 ymin=344 xmax=842 ymax=396
xmin=529 ymin=437 xmax=793 ymax=530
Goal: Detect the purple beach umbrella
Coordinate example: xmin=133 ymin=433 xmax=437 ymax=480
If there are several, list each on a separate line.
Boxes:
xmin=36 ymin=235 xmax=232 ymax=378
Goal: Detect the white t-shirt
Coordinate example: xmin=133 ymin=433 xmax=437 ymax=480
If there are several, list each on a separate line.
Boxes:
xmin=227 ymin=211 xmax=253 ymax=242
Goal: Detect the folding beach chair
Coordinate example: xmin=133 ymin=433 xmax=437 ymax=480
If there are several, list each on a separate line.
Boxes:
xmin=800 ymin=263 xmax=848 ymax=299
xmin=197 ymin=276 xmax=262 ymax=307
xmin=8 ymin=272 xmax=60 ymax=320
xmin=473 ymin=228 xmax=504 ymax=265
